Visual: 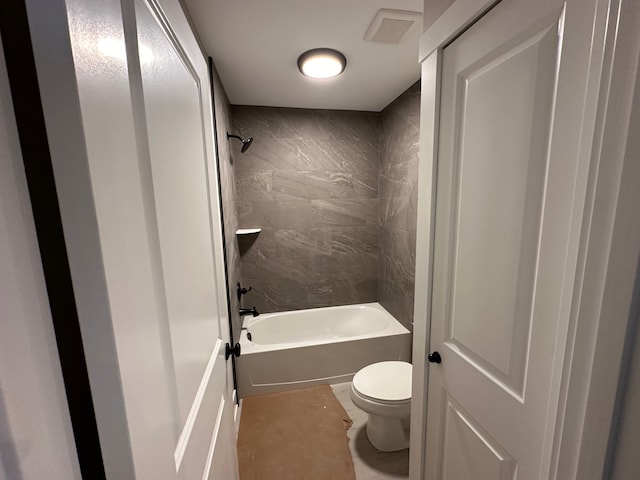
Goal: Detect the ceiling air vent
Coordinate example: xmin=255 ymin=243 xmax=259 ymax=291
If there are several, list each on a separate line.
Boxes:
xmin=364 ymin=9 xmax=422 ymax=44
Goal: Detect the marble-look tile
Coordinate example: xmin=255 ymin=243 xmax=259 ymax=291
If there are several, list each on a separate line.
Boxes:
xmin=235 ymin=137 xmax=376 ymax=174
xmin=381 ymin=81 xmax=420 ymax=120
xmin=320 ymin=138 xmax=380 ymax=173
xmin=378 ymin=145 xmax=416 ymax=173
xmin=240 ymin=199 xmax=314 ymax=230
xmin=382 ymin=106 xmax=419 ymax=135
xmin=381 ymin=124 xmax=419 ymax=157
xmin=378 ymin=82 xmax=421 ymax=332
xmin=310 ymin=253 xmax=378 ymax=280
xmin=379 ymin=196 xmax=416 ymax=232
xmin=378 ymin=240 xmax=415 ymax=326
xmin=231 ymin=105 xmax=297 ymax=139
xmin=232 ymin=94 xmax=418 ymax=313
xmin=240 ymin=284 xmax=277 ymax=315
xmin=283 ymin=109 xmax=352 ymax=141
xmin=331 ymin=383 xmax=409 ymax=480
xmin=245 ymin=278 xmax=334 ymax=313
xmin=274 ymin=228 xmax=332 ymax=257
xmin=234 ymin=137 xmax=329 ymax=172
xmin=266 ymin=280 xmax=334 ymax=312
xmin=235 ymin=199 xmax=254 ymax=224
xmin=331 ymin=226 xmax=379 ymax=255
xmin=379 ymin=148 xmax=419 ymax=197
xmin=303 ymin=281 xmax=334 ymax=308
xmin=379 ymin=229 xmax=416 ymax=278
xmin=331 ymin=170 xmax=378 ymax=199
xmin=316 ymin=110 xmax=381 ymax=147
xmin=241 ymin=278 xmax=307 ymax=314
xmin=378 ymin=259 xmax=413 ymax=298
xmin=232 ymin=106 xmax=379 ymax=144
xmin=332 ymin=278 xmax=378 ymax=306
xmin=248 ymin=255 xmax=320 ymax=286
xmin=312 ymin=199 xmax=378 ymax=227
xmin=234 ymin=170 xmax=272 ymax=201
xmin=238 ymin=228 xmax=275 ymax=261
xmin=272 ymin=170 xmax=332 ymax=200
xmin=379 ymin=281 xmax=415 ymax=330
xmin=262 ymin=279 xmax=315 ymax=310
xmin=379 ymin=174 xmax=418 ymax=205
xmin=212 ymin=63 xmax=245 ymax=342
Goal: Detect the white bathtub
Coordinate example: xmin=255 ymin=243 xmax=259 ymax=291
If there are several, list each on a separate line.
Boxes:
xmin=236 ymin=302 xmax=411 ymax=397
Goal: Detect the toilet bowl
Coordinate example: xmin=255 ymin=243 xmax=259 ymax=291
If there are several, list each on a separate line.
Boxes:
xmin=350 ymin=361 xmax=412 ymax=452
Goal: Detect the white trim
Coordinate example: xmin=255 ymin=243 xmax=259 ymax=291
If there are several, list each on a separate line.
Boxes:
xmin=418 ymin=0 xmax=498 ymax=62
xmin=408 ymin=51 xmax=441 ymax=480
xmin=200 ymin=396 xmax=226 ymax=480
xmin=552 ymin=0 xmax=640 ymax=477
xmin=234 ymin=397 xmax=243 ymax=438
xmin=174 ymin=339 xmax=223 ymax=470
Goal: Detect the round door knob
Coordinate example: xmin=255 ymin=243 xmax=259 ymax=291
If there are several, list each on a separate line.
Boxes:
xmin=225 ymin=342 xmax=241 ymax=360
xmin=428 ymin=351 xmax=441 ymax=364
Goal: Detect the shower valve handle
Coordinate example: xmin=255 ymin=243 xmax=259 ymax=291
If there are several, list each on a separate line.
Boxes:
xmin=237 ymin=283 xmax=252 ymax=301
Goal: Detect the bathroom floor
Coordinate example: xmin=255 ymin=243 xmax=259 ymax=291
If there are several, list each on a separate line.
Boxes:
xmin=331 ymin=383 xmax=410 ymax=479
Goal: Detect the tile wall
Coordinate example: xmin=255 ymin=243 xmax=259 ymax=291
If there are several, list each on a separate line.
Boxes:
xmin=211 ymin=63 xmax=243 ymax=342
xmin=231 ymin=107 xmax=380 ymax=313
xmin=228 ymin=82 xmax=420 ymax=328
xmin=378 ymin=82 xmax=421 ymax=329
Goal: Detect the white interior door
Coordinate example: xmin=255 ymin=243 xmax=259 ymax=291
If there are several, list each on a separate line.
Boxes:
xmin=424 ymin=0 xmax=602 ymax=478
xmin=130 ymin=2 xmax=238 ymax=478
xmin=26 ymin=0 xmax=238 ymax=478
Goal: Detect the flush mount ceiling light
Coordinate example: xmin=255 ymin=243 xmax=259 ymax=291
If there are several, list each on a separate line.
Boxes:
xmin=297 ymin=48 xmax=347 ymax=79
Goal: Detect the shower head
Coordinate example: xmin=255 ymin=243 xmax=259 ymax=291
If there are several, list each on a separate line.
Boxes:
xmin=227 ymin=133 xmax=253 ymax=153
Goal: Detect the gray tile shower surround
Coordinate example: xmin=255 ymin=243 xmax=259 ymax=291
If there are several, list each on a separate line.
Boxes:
xmin=230 ymin=82 xmax=420 ymax=329
xmin=211 ymin=63 xmax=243 ymax=342
xmin=378 ymin=83 xmax=420 ymax=329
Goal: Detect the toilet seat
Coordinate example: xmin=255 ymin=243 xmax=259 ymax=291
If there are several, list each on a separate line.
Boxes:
xmin=352 ymin=361 xmax=412 ymax=403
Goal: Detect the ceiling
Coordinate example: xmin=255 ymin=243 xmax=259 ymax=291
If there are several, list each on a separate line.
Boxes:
xmin=181 ymin=0 xmax=423 ymax=112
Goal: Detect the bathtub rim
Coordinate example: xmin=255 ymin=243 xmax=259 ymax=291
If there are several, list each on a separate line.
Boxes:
xmin=239 ymin=302 xmax=409 ymax=354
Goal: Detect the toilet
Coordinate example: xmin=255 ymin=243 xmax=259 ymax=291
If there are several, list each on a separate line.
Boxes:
xmin=350 ymin=361 xmax=412 ymax=452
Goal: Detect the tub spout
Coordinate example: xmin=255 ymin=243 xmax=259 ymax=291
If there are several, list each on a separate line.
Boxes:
xmin=239 ymin=306 xmax=259 ymax=317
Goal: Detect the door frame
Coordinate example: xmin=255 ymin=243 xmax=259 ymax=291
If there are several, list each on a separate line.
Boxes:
xmin=409 ymin=0 xmax=640 ymax=478
xmin=0 ymin=0 xmax=106 ymax=477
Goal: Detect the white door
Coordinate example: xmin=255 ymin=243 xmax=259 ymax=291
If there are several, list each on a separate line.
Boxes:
xmin=27 ymin=0 xmax=238 ymax=478
xmin=424 ymin=0 xmax=602 ymax=478
xmin=130 ymin=1 xmax=238 ymax=478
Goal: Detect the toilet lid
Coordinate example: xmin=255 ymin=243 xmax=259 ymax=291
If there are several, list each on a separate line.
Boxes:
xmin=352 ymin=361 xmax=412 ymax=402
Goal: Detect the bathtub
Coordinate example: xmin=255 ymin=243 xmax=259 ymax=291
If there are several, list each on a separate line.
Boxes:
xmin=236 ymin=302 xmax=411 ymax=397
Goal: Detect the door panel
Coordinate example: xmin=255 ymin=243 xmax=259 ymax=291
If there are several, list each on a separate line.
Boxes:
xmin=425 ymin=1 xmax=581 ymax=478
xmin=177 ymin=347 xmax=227 ymax=477
xmin=57 ymin=0 xmax=238 ymax=478
xmin=208 ymin=398 xmax=237 ymax=479
xmin=440 ymin=393 xmax=516 ymax=480
xmin=133 ymin=1 xmax=235 ymax=477
xmin=445 ymin=20 xmax=558 ymax=400
xmin=136 ymin=0 xmax=222 ymax=430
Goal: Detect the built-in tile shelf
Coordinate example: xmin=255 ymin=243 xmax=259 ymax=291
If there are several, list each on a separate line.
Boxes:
xmin=236 ymin=228 xmax=261 ymax=235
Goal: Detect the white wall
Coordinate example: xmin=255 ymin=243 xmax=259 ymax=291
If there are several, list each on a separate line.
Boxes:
xmin=0 ymin=38 xmax=81 ymax=480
